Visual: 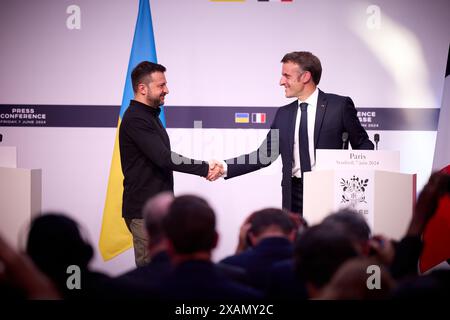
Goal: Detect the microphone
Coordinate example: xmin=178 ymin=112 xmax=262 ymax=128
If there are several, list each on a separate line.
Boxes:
xmin=374 ymin=133 xmax=380 ymax=150
xmin=342 ymin=132 xmax=349 ymax=149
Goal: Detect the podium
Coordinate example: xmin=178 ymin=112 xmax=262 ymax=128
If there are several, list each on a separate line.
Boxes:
xmin=303 ymin=150 xmax=416 ymax=240
xmin=0 ymin=147 xmax=41 ymax=248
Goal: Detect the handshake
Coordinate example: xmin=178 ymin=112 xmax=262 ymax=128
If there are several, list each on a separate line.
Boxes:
xmin=206 ymin=160 xmax=225 ymax=181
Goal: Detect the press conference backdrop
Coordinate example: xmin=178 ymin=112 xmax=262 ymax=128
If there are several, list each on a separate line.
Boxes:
xmin=0 ymin=0 xmax=448 ymax=275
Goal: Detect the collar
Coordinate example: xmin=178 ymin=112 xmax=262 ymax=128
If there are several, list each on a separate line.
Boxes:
xmin=257 ymin=237 xmax=293 ymax=248
xmin=298 ymin=87 xmax=319 ymax=108
xmin=130 ymin=99 xmax=161 ymax=116
xmin=175 ymin=259 xmax=215 ymax=271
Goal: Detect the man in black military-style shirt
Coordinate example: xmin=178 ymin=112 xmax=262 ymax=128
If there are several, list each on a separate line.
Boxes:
xmin=119 ymin=61 xmax=221 ymax=267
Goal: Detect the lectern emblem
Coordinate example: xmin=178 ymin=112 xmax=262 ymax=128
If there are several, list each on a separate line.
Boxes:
xmin=340 ymin=175 xmax=369 ymax=206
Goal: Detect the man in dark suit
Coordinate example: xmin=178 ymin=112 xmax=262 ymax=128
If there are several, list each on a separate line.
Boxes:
xmin=157 ymin=195 xmax=262 ymax=301
xmin=220 ymin=208 xmax=296 ymax=291
xmin=210 ymin=52 xmax=373 ymax=214
xmin=119 ymin=61 xmax=221 ymax=266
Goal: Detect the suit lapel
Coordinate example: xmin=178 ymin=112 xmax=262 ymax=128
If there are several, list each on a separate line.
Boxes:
xmin=314 ymin=89 xmax=327 ymax=149
xmin=287 ymin=101 xmax=298 ymax=155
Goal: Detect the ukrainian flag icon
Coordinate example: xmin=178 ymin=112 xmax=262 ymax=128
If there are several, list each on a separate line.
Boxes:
xmin=235 ymin=113 xmax=250 ymax=123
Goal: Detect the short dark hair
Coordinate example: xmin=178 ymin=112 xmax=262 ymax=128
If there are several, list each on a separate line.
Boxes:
xmin=321 ymin=209 xmax=371 ymax=243
xmin=294 ymin=224 xmax=358 ymax=289
xmin=249 ymin=208 xmax=295 ymax=236
xmin=163 ymin=195 xmax=216 ymax=254
xmin=131 ymin=61 xmax=166 ymax=93
xmin=26 ymin=213 xmax=93 ymax=284
xmin=281 ymin=51 xmax=322 ymax=85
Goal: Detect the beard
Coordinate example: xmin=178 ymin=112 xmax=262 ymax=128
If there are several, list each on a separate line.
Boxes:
xmin=146 ymin=94 xmax=165 ymax=107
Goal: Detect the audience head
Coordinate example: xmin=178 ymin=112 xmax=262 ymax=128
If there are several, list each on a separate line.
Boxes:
xmin=406 ymin=171 xmax=450 ymax=239
xmin=317 ymin=257 xmax=396 ymax=300
xmin=247 ymin=208 xmax=296 ymax=246
xmin=143 ymin=192 xmax=174 ymax=251
xmin=163 ymin=195 xmax=217 ymax=260
xmin=26 ymin=213 xmax=93 ymax=284
xmin=294 ymin=223 xmax=359 ymax=298
xmin=321 ymin=209 xmax=371 ymax=255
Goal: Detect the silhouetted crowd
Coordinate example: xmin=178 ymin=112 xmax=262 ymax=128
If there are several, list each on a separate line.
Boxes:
xmin=1 ymin=171 xmax=449 ymax=300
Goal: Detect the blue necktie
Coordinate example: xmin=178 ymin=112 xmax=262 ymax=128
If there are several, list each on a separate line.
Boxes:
xmin=299 ymin=102 xmax=311 ymax=177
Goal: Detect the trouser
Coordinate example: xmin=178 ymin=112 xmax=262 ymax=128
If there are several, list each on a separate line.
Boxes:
xmin=124 ymin=218 xmax=150 ymax=267
xmin=291 ymin=177 xmax=304 ymax=216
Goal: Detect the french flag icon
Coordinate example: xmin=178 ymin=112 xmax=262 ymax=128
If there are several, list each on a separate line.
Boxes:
xmin=251 ymin=113 xmax=266 ymax=123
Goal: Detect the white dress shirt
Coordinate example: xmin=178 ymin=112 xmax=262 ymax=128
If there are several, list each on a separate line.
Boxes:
xmin=292 ymin=87 xmax=319 ymax=178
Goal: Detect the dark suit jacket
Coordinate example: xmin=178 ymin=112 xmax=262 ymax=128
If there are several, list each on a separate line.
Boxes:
xmin=220 ymin=237 xmax=294 ymax=290
xmin=156 ymin=260 xmax=263 ymax=301
xmin=119 ymin=100 xmax=209 ymax=218
xmin=266 ymin=259 xmax=308 ymax=300
xmin=116 ymin=251 xmax=172 ymax=289
xmin=225 ymin=90 xmax=374 ymax=210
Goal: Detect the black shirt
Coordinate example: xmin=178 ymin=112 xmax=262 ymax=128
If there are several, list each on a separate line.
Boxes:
xmin=119 ymin=100 xmax=209 ymax=218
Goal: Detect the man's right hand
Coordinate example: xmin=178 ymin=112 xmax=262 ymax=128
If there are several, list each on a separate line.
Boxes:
xmin=206 ymin=160 xmax=225 ymax=181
